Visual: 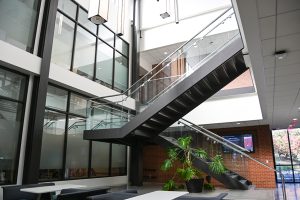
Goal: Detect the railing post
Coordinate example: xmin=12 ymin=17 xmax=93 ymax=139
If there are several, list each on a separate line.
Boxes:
xmin=279 ymin=171 xmax=287 ymax=200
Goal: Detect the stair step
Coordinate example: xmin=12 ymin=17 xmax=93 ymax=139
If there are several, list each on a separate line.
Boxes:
xmin=239 ymin=179 xmax=248 ymax=185
xmin=230 ymin=174 xmax=239 ymax=179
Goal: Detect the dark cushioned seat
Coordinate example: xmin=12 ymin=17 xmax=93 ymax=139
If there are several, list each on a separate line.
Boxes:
xmin=174 ymin=193 xmax=228 ymax=200
xmin=2 ymin=182 xmax=55 ymax=200
xmin=56 ymin=186 xmax=110 ymax=200
xmin=86 ymin=192 xmax=138 ymax=200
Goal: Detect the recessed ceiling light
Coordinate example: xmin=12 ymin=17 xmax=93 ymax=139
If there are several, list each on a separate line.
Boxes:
xmin=298 ymin=107 xmax=300 ymax=110
xmin=194 ymin=45 xmax=198 ymax=48
xmin=236 ymin=122 xmax=241 ymax=125
xmin=164 ymin=52 xmax=168 ymax=55
xmin=274 ymin=50 xmax=287 ymax=60
xmin=293 ymin=118 xmax=298 ymax=121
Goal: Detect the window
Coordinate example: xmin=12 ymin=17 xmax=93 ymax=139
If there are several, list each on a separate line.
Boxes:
xmin=0 ymin=0 xmax=41 ymax=52
xmin=51 ymin=13 xmax=75 ymax=70
xmin=0 ymin=67 xmax=27 ymax=185
xmin=51 ymin=0 xmax=130 ymax=92
xmin=39 ymin=85 xmax=128 ymax=181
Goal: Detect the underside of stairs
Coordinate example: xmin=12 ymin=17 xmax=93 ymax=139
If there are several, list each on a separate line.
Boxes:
xmin=84 ymin=35 xmax=248 ymax=145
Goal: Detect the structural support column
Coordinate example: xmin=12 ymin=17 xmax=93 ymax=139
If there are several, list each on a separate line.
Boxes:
xmin=23 ymin=0 xmax=58 ymax=184
xmin=129 ymin=141 xmax=143 ymax=186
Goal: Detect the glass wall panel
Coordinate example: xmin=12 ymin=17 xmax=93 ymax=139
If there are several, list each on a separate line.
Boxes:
xmin=288 ymin=129 xmax=300 ymax=165
xmin=115 ymin=37 xmax=128 ymax=57
xmin=57 ymin=0 xmax=77 ymax=18
xmin=0 ymin=69 xmax=27 ymax=101
xmin=276 ymin=166 xmax=294 ymax=183
xmin=98 ymin=25 xmax=114 ymax=46
xmin=65 ymin=116 xmax=89 ymax=179
xmin=0 ymin=0 xmax=40 ymax=52
xmin=91 ymin=142 xmax=110 ymax=177
xmin=78 ymin=9 xmax=97 ymax=34
xmin=39 ymin=110 xmax=66 ymax=181
xmin=51 ymin=13 xmax=75 ymax=70
xmin=88 ymin=104 xmax=112 ymax=130
xmin=46 ymin=85 xmax=68 ymax=111
xmin=69 ymin=93 xmax=89 ymax=117
xmin=73 ymin=27 xmax=96 ymax=80
xmin=272 ymin=130 xmax=291 ymax=165
xmin=294 ymin=165 xmax=300 ymax=182
xmin=114 ymin=52 xmax=128 ymax=92
xmin=96 ymin=41 xmax=113 ymax=87
xmin=111 ymin=144 xmax=126 ymax=176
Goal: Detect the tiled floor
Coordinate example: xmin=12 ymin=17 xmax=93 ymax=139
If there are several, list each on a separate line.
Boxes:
xmin=112 ymin=183 xmax=300 ymax=200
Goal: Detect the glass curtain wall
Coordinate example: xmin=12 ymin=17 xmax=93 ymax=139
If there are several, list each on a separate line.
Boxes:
xmin=39 ymin=84 xmax=127 ymax=181
xmin=0 ymin=66 xmax=27 ymax=185
xmin=51 ymin=0 xmax=129 ymax=92
xmin=272 ymin=128 xmax=300 ymax=183
xmin=0 ymin=0 xmax=41 ymax=52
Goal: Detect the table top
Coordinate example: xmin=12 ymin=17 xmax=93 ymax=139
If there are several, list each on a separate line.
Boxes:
xmin=125 ymin=191 xmax=188 ymax=200
xmin=20 ymin=184 xmax=85 ymax=194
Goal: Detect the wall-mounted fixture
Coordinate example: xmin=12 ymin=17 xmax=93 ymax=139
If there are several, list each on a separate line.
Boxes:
xmin=88 ymin=0 xmax=109 ymax=25
xmin=274 ymin=50 xmax=287 ymax=60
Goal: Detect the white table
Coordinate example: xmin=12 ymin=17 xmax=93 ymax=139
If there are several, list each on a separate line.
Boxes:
xmin=125 ymin=191 xmax=188 ymax=200
xmin=20 ymin=184 xmax=85 ymax=199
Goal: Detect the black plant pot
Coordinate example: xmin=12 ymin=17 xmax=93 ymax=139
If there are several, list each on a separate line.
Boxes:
xmin=185 ymin=178 xmax=204 ymax=193
xmin=206 ymin=175 xmax=212 ymax=183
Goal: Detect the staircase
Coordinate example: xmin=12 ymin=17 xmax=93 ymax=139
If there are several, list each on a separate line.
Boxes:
xmin=155 ymin=119 xmax=253 ymax=190
xmin=84 ymin=8 xmax=248 ymax=145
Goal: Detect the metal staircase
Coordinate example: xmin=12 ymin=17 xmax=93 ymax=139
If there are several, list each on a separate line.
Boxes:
xmin=84 ymin=8 xmax=248 ymax=145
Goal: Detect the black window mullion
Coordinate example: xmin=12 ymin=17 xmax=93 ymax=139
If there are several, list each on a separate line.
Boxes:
xmin=112 ymin=35 xmax=116 ymax=89
xmin=88 ymin=141 xmax=92 ymax=178
xmin=62 ymin=91 xmax=71 ymax=180
xmin=109 ymin=143 xmax=112 ymax=177
xmin=70 ymin=6 xmax=79 ymax=72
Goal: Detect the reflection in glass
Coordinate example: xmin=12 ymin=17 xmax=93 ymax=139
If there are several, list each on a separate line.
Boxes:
xmin=88 ymin=104 xmax=112 ymax=130
xmin=39 ymin=110 xmax=66 ymax=181
xmin=57 ymin=0 xmax=77 ymax=18
xmin=0 ymin=0 xmax=40 ymax=52
xmin=276 ymin=166 xmax=293 ymax=183
xmin=98 ymin=25 xmax=114 ymax=46
xmin=78 ymin=9 xmax=97 ymax=34
xmin=65 ymin=116 xmax=89 ymax=179
xmin=0 ymin=69 xmax=26 ymax=101
xmin=288 ymin=129 xmax=300 ymax=165
xmin=111 ymin=144 xmax=127 ymax=176
xmin=114 ymin=52 xmax=128 ymax=92
xmin=293 ymin=165 xmax=300 ymax=182
xmin=51 ymin=13 xmax=75 ymax=70
xmin=91 ymin=142 xmax=110 ymax=177
xmin=0 ymin=99 xmax=23 ymax=184
xmin=46 ymin=85 xmax=68 ymax=111
xmin=115 ymin=37 xmax=128 ymax=56
xmin=96 ymin=40 xmax=113 ymax=87
xmin=73 ymin=27 xmax=96 ymax=80
xmin=272 ymin=130 xmax=291 ymax=165
xmin=69 ymin=93 xmax=89 ymax=117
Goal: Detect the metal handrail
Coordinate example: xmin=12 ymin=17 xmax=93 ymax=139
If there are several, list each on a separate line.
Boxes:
xmin=178 ymin=118 xmax=287 ymax=200
xmin=89 ymin=7 xmax=234 ymax=102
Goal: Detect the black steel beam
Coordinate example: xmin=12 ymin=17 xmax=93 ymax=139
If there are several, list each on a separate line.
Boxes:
xmin=23 ymin=0 xmax=59 ymax=184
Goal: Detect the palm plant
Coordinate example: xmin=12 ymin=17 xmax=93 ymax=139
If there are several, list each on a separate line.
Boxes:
xmin=161 ymin=136 xmax=226 ymax=191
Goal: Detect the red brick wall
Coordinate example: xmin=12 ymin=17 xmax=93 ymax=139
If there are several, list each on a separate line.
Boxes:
xmin=143 ymin=125 xmax=276 ymax=188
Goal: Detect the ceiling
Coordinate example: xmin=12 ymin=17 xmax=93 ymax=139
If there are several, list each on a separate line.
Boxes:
xmin=236 ymin=0 xmax=300 ymax=129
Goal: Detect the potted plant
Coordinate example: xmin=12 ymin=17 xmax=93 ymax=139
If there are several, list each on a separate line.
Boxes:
xmin=161 ymin=136 xmax=226 ymax=193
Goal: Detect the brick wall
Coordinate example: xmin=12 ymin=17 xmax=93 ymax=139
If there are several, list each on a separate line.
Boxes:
xmin=143 ymin=125 xmax=276 ymax=188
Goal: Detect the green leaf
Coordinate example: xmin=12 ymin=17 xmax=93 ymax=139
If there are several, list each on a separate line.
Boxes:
xmin=178 ymin=136 xmax=192 ymax=149
xmin=167 ymin=148 xmax=179 ymax=160
xmin=177 ymin=167 xmax=196 ymax=181
xmin=194 ymin=148 xmax=208 ymax=159
xmin=162 ymin=180 xmax=177 ymax=191
xmin=161 ymin=159 xmax=173 ymax=171
xmin=209 ymin=154 xmax=226 ymax=175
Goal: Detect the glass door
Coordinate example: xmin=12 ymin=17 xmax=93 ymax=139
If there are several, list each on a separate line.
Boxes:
xmin=272 ymin=129 xmax=300 ymax=183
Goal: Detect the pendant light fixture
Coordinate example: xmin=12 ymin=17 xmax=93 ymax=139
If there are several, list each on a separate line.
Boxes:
xmin=174 ymin=0 xmax=179 ymax=24
xmin=160 ymin=0 xmax=170 ymax=19
xmin=88 ymin=0 xmax=110 ymax=25
xmin=116 ymin=0 xmax=125 ymax=36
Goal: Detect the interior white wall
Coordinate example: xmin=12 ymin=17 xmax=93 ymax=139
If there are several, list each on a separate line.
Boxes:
xmin=184 ymin=94 xmax=263 ymax=125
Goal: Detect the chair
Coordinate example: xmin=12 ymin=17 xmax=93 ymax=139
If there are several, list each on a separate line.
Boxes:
xmin=2 ymin=182 xmax=55 ymax=200
xmin=56 ymin=186 xmax=110 ymax=200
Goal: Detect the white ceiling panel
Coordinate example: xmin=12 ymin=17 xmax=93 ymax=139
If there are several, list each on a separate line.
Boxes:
xmin=277 ymin=0 xmax=300 ymax=14
xmin=276 ymin=33 xmax=300 ymax=52
xmin=257 ymin=0 xmax=276 ymax=18
xmin=277 ymin=10 xmax=300 ymax=37
xmin=259 ymin=16 xmax=276 ymax=40
xmin=261 ymin=39 xmax=275 ymax=56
